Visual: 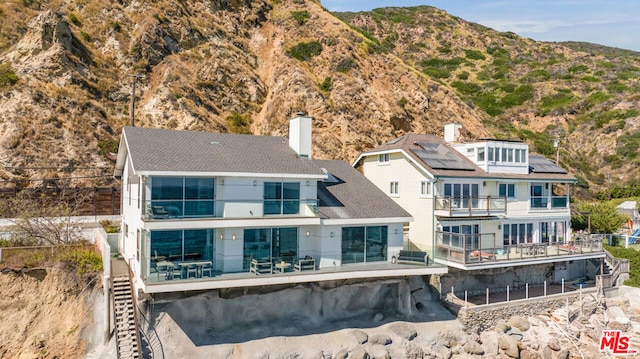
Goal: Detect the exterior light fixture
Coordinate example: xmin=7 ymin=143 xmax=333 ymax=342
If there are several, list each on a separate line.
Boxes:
xmin=306 ymin=231 xmax=310 ymax=237
xmin=232 ymin=234 xmax=236 ymax=241
xmin=330 ymin=232 xmax=334 ymax=238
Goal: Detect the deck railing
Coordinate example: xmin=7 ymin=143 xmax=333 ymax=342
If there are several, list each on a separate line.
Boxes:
xmin=434 ymin=232 xmax=604 ymax=266
xmin=434 ymin=196 xmax=507 ymax=216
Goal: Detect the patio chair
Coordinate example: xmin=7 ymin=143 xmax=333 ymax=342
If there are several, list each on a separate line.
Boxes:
xmin=156 ymin=263 xmax=172 ymax=280
xmin=200 ymin=262 xmax=213 ymax=277
xmin=186 ymin=263 xmax=198 ymax=279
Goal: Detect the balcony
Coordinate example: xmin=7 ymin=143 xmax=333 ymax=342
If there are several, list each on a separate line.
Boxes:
xmin=530 ymin=196 xmax=568 ymax=210
xmin=144 ymin=199 xmax=319 ymax=220
xmin=434 ymin=231 xmax=604 ymax=268
xmin=434 ymin=196 xmax=507 ymax=217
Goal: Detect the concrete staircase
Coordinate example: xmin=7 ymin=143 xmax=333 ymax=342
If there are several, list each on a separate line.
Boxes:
xmin=113 ymin=275 xmax=141 ymax=359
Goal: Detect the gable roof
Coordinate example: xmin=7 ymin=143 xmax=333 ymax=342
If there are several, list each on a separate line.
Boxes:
xmin=356 ymin=133 xmax=576 ymax=182
xmin=315 ymin=160 xmax=412 ymax=220
xmin=115 ymin=126 xmax=325 ymax=178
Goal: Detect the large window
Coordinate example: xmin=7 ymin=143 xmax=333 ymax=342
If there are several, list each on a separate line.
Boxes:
xmin=477 ymin=147 xmax=485 ymax=161
xmin=442 ymin=224 xmax=479 ymax=249
xmin=499 ymin=183 xmax=516 ymax=199
xmin=243 ymin=227 xmax=298 ymax=269
xmin=264 ymin=182 xmax=300 ymax=215
xmin=420 ymin=181 xmax=430 ymax=196
xmin=342 ymin=226 xmax=388 ymax=264
xmin=502 ymin=223 xmax=533 ymax=245
xmin=149 ymin=177 xmax=215 ymax=218
xmin=149 ymin=229 xmax=214 ymax=263
xmin=443 ymin=183 xmax=479 ymax=208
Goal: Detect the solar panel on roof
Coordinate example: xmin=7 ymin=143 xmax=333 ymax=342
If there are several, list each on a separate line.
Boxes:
xmin=386 ymin=137 xmax=402 ymax=145
xmin=412 ymin=142 xmax=476 ymax=171
xmin=529 ymin=155 xmax=567 ymax=174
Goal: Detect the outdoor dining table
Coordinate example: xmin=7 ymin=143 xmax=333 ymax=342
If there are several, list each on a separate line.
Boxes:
xmin=177 ymin=261 xmax=212 ymax=278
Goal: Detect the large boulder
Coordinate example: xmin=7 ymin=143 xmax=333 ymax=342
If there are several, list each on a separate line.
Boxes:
xmin=369 ymin=334 xmax=392 ymax=346
xmin=389 ymin=322 xmax=418 ymax=341
xmin=351 ymin=330 xmax=369 ymax=344
xmin=509 ymin=316 xmax=531 ymax=332
xmin=464 ymin=341 xmax=485 ymax=355
xmin=496 ymin=321 xmax=512 ymax=333
xmin=498 ymin=334 xmax=520 ymax=358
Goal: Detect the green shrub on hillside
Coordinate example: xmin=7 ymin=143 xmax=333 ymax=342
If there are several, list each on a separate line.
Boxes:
xmin=603 ymin=245 xmax=640 ymax=287
xmin=587 ymin=109 xmax=639 ymax=129
xmin=226 ymin=112 xmax=251 ymax=134
xmin=583 ymin=91 xmax=612 ymax=110
xmin=61 ymin=248 xmax=103 ymax=275
xmin=290 ymin=10 xmax=310 ymax=25
xmin=286 ymin=41 xmax=323 ymax=61
xmin=537 ymin=91 xmax=575 ymax=116
xmin=568 ymin=64 xmax=589 ymax=73
xmin=319 ymin=76 xmax=332 ymax=92
xmin=617 ymin=71 xmax=637 ymax=80
xmin=335 ymin=57 xmax=357 ymax=73
xmin=451 ymin=81 xmax=481 ymax=94
xmin=456 ymin=71 xmax=469 ymax=80
xmin=616 ymin=132 xmax=640 ymax=160
xmin=607 ymin=81 xmax=628 ymax=93
xmin=465 ymin=49 xmax=486 ymax=60
xmin=0 ymin=64 xmax=18 ymax=88
xmin=580 ymin=75 xmax=600 ymax=82
xmin=68 ymin=13 xmax=82 ymax=26
xmin=501 ymin=85 xmax=534 ymax=107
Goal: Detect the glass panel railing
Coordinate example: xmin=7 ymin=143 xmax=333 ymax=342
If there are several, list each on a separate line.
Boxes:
xmin=530 ymin=196 xmax=548 ymax=209
xmin=434 ymin=196 xmax=506 ymax=214
xmin=551 ymin=196 xmax=568 ymax=208
xmin=435 ymin=236 xmax=604 ymax=266
xmin=144 ymin=199 xmax=318 ymax=220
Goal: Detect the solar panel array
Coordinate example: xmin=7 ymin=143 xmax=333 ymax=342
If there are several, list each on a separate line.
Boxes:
xmin=529 ymin=154 xmax=567 ymax=174
xmin=412 ymin=142 xmax=476 ymax=171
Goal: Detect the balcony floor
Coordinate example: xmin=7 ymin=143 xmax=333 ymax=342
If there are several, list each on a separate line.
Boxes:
xmin=140 ymin=261 xmax=448 ymax=293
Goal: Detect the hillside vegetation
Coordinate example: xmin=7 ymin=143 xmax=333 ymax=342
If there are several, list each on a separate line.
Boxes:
xmin=0 ymin=1 xmax=639 ymax=198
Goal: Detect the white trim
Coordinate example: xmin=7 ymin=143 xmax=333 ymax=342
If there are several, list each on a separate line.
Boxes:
xmin=143 ymin=217 xmax=322 ymax=230
xmin=437 ymin=252 xmax=605 ymax=271
xmin=136 ymin=171 xmax=327 ymax=180
xmin=140 ymin=266 xmax=447 ymax=293
xmin=321 ymin=217 xmax=413 ymax=225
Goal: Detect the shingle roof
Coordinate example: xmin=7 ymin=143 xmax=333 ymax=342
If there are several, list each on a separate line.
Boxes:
xmin=315 ymin=160 xmax=412 ymax=220
xmin=119 ymin=126 xmax=324 ymax=176
xmin=361 ymin=133 xmax=576 ymax=182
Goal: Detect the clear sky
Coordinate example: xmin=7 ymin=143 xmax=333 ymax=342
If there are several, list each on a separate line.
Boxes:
xmin=320 ymin=0 xmax=640 ymax=52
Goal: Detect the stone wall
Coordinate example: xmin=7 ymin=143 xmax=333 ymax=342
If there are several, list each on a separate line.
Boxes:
xmin=454 ymin=288 xmax=598 ymax=333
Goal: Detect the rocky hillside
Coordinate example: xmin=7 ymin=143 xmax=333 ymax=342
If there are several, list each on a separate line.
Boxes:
xmin=0 ymin=0 xmax=639 ymax=197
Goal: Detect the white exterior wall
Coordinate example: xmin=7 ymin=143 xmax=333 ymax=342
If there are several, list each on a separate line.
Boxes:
xmin=359 ymin=152 xmax=434 ymax=253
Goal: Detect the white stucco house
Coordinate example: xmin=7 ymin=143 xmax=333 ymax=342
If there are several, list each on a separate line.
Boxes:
xmin=114 ymin=116 xmax=446 ymax=294
xmin=354 ymin=124 xmax=605 ymax=289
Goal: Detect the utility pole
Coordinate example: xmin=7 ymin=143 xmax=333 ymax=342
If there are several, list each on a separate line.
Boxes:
xmin=128 ymin=74 xmax=146 ymax=126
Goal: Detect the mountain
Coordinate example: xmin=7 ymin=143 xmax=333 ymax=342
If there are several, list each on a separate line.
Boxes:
xmin=1 ymin=1 xmax=639 ymax=198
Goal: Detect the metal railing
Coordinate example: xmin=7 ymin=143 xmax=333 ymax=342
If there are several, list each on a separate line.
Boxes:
xmin=434 ymin=196 xmax=507 ymax=216
xmin=434 ymin=232 xmax=604 ymax=266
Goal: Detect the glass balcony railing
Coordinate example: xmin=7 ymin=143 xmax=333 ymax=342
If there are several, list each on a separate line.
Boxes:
xmin=434 ymin=196 xmax=507 ymax=216
xmin=434 ymin=231 xmax=604 ymax=266
xmin=531 ymin=196 xmax=568 ymax=209
xmin=143 ymin=199 xmax=319 ymax=220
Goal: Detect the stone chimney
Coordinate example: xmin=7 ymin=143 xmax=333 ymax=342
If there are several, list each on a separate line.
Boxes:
xmin=289 ymin=114 xmax=312 ymax=158
xmin=444 ymin=123 xmax=463 ymax=143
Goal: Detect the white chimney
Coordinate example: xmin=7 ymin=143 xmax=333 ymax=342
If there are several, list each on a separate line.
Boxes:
xmin=289 ymin=114 xmax=312 ymax=158
xmin=444 ymin=123 xmax=463 ymax=142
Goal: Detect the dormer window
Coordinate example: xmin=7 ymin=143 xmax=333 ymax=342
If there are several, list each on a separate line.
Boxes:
xmin=477 ymin=147 xmax=485 ymax=161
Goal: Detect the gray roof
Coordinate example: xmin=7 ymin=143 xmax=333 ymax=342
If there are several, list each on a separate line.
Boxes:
xmin=315 ymin=160 xmax=412 ymax=220
xmin=360 ymin=134 xmax=576 ymax=182
xmin=118 ymin=126 xmax=324 ymax=176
